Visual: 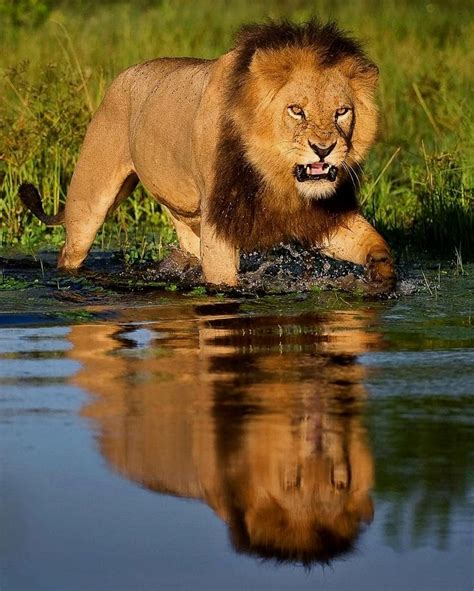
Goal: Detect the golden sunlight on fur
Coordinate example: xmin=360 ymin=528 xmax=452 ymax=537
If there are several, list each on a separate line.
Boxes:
xmin=68 ymin=303 xmax=382 ymax=565
xmin=19 ymin=20 xmax=395 ymax=292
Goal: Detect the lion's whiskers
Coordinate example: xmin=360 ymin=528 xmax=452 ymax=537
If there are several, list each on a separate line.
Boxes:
xmin=342 ymin=162 xmax=356 ymax=189
xmin=348 ymin=162 xmax=362 ymax=187
xmin=348 ymin=148 xmax=367 ymax=176
xmin=342 ymin=162 xmax=360 ymax=191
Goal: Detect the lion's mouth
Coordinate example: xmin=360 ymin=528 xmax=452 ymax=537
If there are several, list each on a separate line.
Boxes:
xmin=294 ymin=162 xmax=338 ymax=183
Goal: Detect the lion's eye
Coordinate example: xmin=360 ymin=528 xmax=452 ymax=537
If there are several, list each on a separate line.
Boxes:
xmin=335 ymin=106 xmax=351 ymax=118
xmin=288 ymin=104 xmax=305 ymax=120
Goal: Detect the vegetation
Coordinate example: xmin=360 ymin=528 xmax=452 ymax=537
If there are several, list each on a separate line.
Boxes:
xmin=0 ymin=0 xmax=473 ymax=260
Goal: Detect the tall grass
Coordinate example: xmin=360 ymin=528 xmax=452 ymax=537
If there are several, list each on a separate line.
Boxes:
xmin=1 ymin=0 xmax=473 ymax=259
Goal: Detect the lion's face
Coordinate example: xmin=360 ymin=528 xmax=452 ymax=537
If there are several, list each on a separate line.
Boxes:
xmin=233 ymin=47 xmax=379 ymax=200
xmin=276 ymin=68 xmax=359 ymax=199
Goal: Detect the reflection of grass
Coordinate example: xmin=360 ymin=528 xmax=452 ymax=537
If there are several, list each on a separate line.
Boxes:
xmin=367 ymin=287 xmax=474 ymax=550
xmin=370 ymin=396 xmax=473 ymax=551
xmin=0 ymin=0 xmax=472 ymax=258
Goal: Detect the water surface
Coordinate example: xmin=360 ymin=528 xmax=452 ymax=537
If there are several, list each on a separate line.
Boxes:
xmin=1 ymin=263 xmax=473 ymax=590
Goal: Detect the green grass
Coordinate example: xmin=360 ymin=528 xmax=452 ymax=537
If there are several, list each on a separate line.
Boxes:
xmin=0 ymin=0 xmax=473 ymax=260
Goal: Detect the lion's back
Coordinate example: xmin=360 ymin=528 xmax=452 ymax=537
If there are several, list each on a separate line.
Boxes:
xmin=111 ymin=57 xmax=215 ymax=212
xmin=108 ymin=57 xmax=212 ymax=115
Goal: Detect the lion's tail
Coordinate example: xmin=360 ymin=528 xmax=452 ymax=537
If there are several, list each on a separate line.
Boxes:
xmin=18 ymin=183 xmax=65 ymax=226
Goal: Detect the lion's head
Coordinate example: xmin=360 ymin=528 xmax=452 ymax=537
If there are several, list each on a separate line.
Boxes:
xmin=210 ymin=21 xmax=379 ymax=249
xmin=229 ymin=21 xmax=379 ymax=201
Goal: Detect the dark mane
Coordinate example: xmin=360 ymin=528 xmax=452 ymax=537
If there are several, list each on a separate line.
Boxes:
xmin=230 ymin=20 xmax=370 ymax=101
xmin=209 ymin=121 xmax=357 ymax=251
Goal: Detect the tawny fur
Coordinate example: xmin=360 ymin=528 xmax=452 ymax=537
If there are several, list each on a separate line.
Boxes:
xmin=19 ymin=20 xmax=395 ymax=291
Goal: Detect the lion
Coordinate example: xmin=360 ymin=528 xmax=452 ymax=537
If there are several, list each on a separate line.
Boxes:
xmin=19 ymin=20 xmax=395 ymax=292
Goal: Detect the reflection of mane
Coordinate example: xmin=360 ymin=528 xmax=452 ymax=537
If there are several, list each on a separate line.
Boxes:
xmin=210 ymin=349 xmax=373 ymax=565
xmin=72 ymin=302 xmax=381 ymax=566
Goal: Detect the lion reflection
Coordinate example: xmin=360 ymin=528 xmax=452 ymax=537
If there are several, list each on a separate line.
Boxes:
xmin=71 ymin=303 xmax=380 ymax=565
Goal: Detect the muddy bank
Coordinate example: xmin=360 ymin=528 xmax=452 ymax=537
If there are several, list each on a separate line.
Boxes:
xmin=0 ymin=244 xmax=426 ymax=303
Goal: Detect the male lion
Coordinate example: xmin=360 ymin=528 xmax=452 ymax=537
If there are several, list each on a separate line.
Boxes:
xmin=19 ymin=20 xmax=395 ymax=291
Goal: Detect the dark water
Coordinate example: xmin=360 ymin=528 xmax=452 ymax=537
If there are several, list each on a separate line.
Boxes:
xmin=0 ymin=259 xmax=473 ymax=591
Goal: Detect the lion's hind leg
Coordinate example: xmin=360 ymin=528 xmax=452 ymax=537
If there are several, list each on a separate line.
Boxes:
xmin=154 ymin=212 xmax=202 ymax=280
xmin=59 ymin=168 xmax=136 ymax=270
xmin=58 ymin=99 xmax=135 ymax=270
xmin=168 ymin=213 xmax=201 ymax=260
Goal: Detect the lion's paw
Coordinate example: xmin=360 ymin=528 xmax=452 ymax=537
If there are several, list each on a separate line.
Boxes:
xmin=364 ymin=250 xmax=396 ymax=294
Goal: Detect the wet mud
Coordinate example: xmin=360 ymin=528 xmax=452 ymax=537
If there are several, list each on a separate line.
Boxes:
xmin=0 ymin=244 xmax=422 ymax=304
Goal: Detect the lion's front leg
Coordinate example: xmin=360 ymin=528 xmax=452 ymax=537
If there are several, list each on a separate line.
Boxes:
xmin=200 ymin=217 xmax=239 ymax=287
xmin=321 ymin=213 xmax=396 ymax=293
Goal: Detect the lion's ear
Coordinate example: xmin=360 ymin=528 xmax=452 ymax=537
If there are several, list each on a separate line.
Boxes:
xmin=341 ymin=57 xmax=379 ymax=90
xmin=352 ymin=61 xmax=379 ymax=90
xmin=249 ymin=49 xmax=292 ymax=86
xmin=358 ymin=62 xmax=379 ymax=86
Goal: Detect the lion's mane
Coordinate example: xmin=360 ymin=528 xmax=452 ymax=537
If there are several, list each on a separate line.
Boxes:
xmin=209 ymin=21 xmax=378 ymax=251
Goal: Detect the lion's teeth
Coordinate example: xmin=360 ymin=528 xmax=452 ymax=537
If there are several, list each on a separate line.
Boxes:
xmin=306 ymin=165 xmax=311 ymax=175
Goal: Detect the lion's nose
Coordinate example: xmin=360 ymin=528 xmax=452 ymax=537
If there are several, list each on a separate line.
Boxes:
xmin=308 ymin=140 xmax=337 ymax=160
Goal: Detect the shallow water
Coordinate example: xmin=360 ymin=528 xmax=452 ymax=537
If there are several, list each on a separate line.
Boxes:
xmin=0 ymin=258 xmax=473 ymax=591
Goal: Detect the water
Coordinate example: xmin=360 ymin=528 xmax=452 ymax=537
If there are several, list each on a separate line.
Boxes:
xmin=0 ymin=259 xmax=473 ymax=591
